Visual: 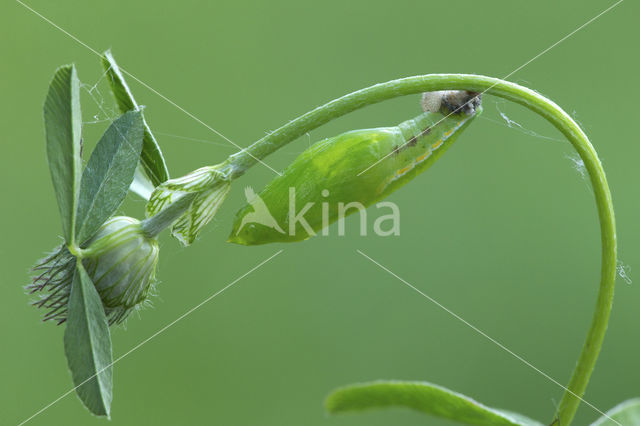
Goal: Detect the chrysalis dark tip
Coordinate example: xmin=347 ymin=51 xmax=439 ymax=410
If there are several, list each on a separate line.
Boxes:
xmin=441 ymin=91 xmax=482 ymax=116
xmin=421 ymin=90 xmax=482 ymax=116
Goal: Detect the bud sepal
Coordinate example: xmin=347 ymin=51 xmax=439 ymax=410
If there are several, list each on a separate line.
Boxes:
xmin=146 ymin=166 xmax=231 ymax=246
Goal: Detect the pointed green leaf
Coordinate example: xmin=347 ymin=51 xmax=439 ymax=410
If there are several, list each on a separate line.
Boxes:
xmin=102 ymin=50 xmax=169 ymax=188
xmin=64 ymin=261 xmax=113 ymax=417
xmin=44 ymin=65 xmax=83 ymax=243
xmin=591 ymin=398 xmax=640 ymax=425
xmin=326 ymin=381 xmax=542 ymax=426
xmin=75 ymin=110 xmax=144 ymax=243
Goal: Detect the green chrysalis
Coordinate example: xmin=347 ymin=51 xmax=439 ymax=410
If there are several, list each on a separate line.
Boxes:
xmin=229 ymin=91 xmax=482 ymax=245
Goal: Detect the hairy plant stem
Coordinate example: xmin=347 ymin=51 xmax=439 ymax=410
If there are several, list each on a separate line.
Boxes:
xmin=216 ymin=75 xmax=615 ymax=425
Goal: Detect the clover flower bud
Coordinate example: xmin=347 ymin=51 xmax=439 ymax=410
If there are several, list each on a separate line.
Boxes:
xmin=28 ymin=216 xmax=159 ymax=325
xmin=147 ymin=166 xmax=231 ymax=246
xmin=82 ymin=216 xmax=159 ymax=324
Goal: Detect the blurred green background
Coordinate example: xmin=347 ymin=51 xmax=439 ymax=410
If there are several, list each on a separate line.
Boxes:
xmin=1 ymin=1 xmax=638 ymax=425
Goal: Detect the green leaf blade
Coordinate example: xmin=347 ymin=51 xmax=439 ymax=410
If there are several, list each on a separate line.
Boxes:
xmin=591 ymin=398 xmax=640 ymax=425
xmin=326 ymin=381 xmax=542 ymax=426
xmin=44 ymin=65 xmax=83 ymax=243
xmin=63 ymin=261 xmax=113 ymax=417
xmin=102 ymin=50 xmax=169 ymax=189
xmin=75 ymin=110 xmax=144 ymax=243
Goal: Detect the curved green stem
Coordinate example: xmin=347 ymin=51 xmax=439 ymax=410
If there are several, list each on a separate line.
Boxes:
xmin=223 ymin=75 xmax=616 ymax=425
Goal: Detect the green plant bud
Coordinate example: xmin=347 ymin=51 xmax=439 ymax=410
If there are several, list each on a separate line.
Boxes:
xmin=146 ymin=166 xmax=231 ymax=246
xmin=82 ymin=216 xmax=159 ymax=324
xmin=229 ymin=91 xmax=481 ymax=245
xmin=28 ymin=216 xmax=159 ymax=325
